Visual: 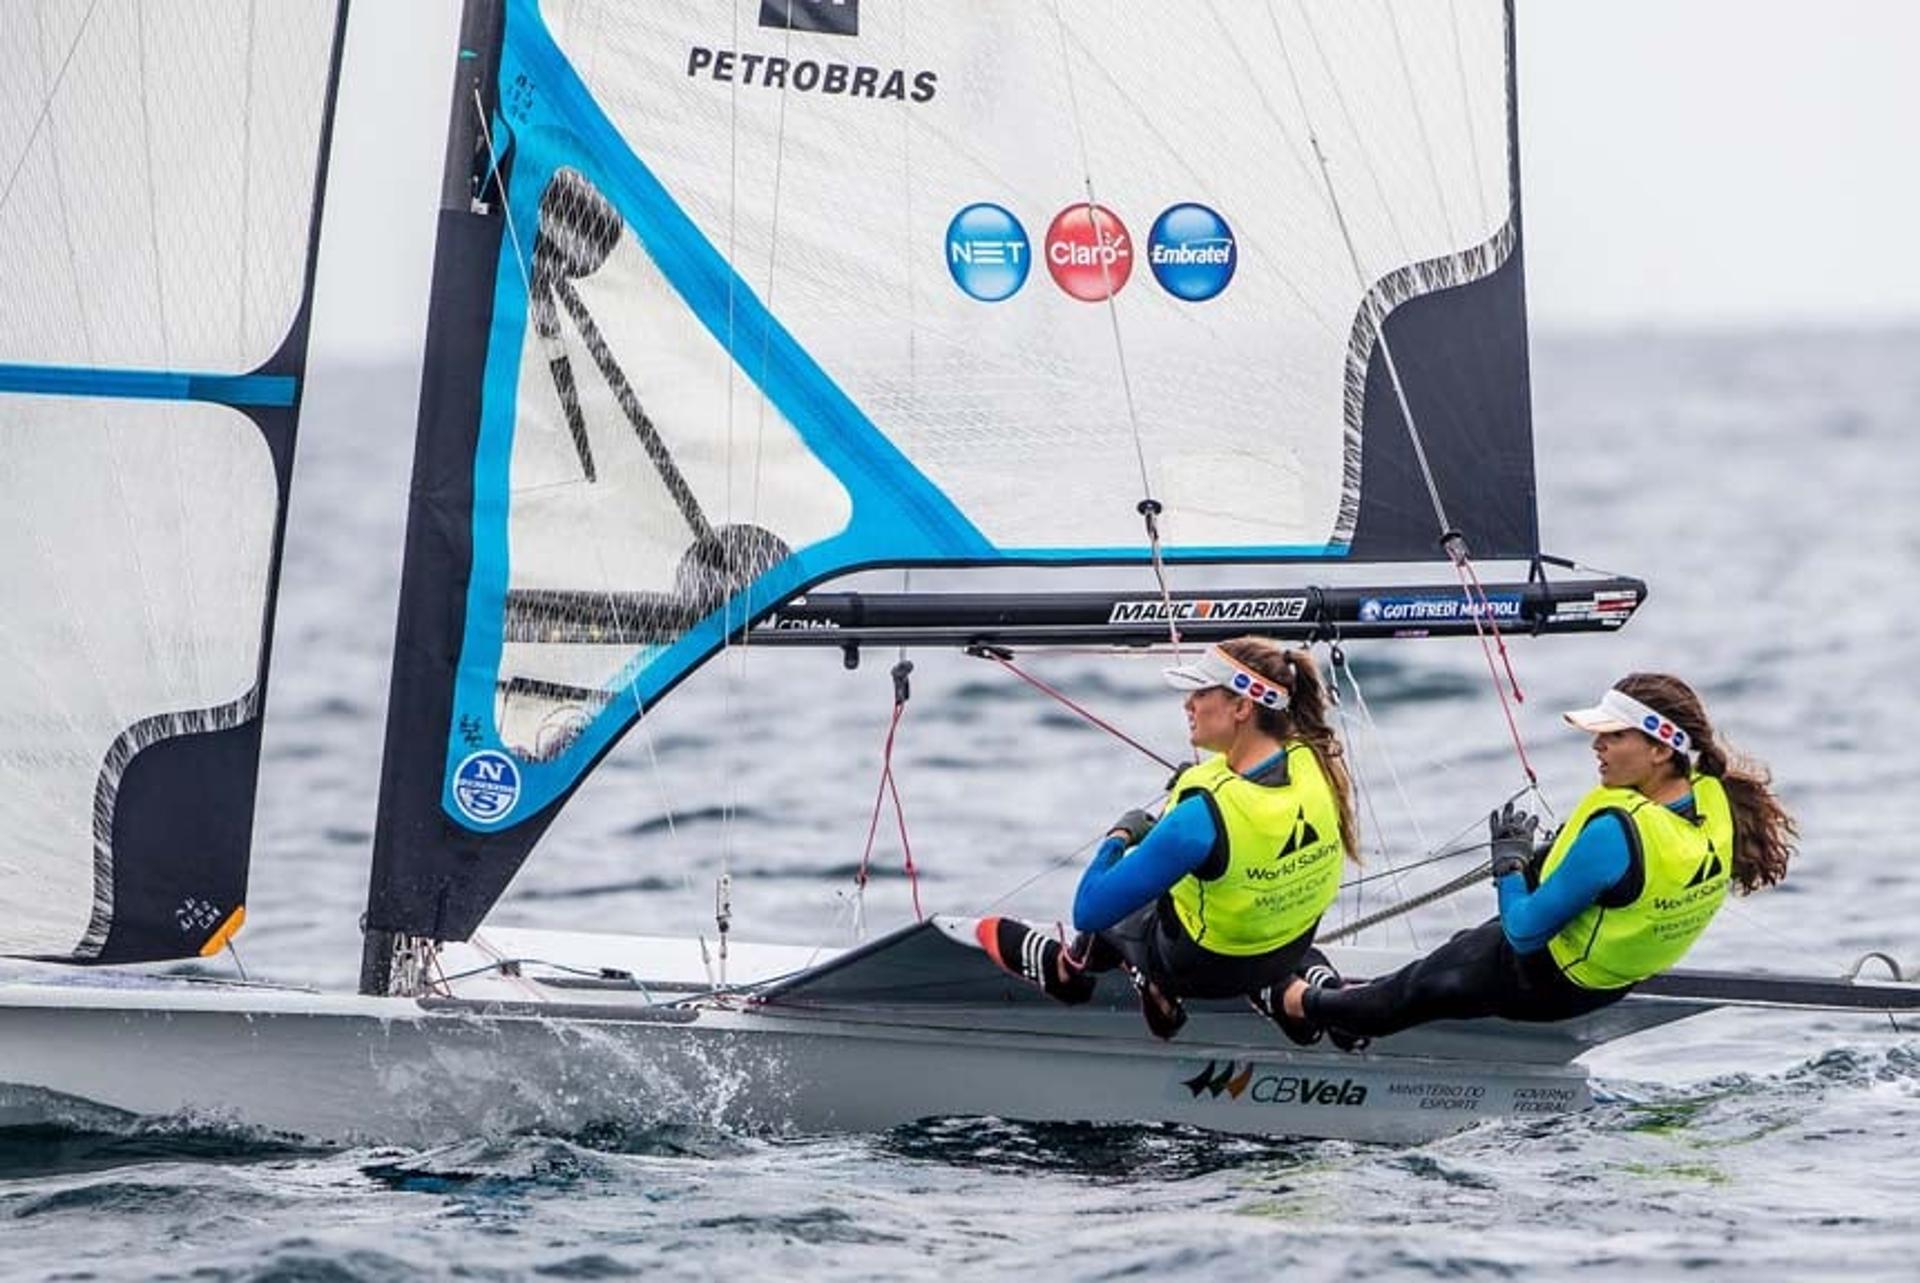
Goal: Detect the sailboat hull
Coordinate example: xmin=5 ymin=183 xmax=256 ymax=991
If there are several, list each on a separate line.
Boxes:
xmin=0 ymin=980 xmax=1602 ymax=1146
xmin=0 ymin=927 xmax=1720 ymax=1145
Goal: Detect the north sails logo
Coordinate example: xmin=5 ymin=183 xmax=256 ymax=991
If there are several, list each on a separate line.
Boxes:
xmin=760 ymin=0 xmax=858 ymax=36
xmin=1182 ymin=1061 xmax=1369 ymax=1107
xmin=1107 ymin=597 xmax=1308 ymax=625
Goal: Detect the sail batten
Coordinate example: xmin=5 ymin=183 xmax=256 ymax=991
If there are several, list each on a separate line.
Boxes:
xmin=0 ymin=364 xmax=298 ymax=406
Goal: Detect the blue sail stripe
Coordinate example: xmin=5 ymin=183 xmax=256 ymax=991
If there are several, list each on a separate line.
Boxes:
xmin=0 ymin=363 xmax=296 ymax=407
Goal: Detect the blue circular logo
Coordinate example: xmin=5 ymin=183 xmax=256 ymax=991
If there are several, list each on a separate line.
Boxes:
xmin=453 ymin=750 xmax=522 ymax=825
xmin=1359 ymin=598 xmax=1383 ymax=623
xmin=946 ymin=203 xmax=1030 ymax=302
xmin=1148 ymin=203 xmax=1236 ymax=301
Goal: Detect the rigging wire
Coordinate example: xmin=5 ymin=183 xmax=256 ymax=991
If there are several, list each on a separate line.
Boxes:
xmin=853 ymin=660 xmax=924 ymax=936
xmin=1324 ymin=642 xmax=1424 ymax=949
xmin=1268 ymin=1 xmax=1541 ymax=795
xmin=969 ymin=647 xmax=1179 ymax=774
xmin=1271 ymin=10 xmax=1453 ymax=543
xmin=1046 ymin=4 xmax=1185 ymax=656
xmin=0 ymin=0 xmax=100 ymax=221
xmin=714 ymin=3 xmax=798 ymax=981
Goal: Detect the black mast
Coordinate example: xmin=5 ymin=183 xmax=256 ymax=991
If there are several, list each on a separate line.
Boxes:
xmin=360 ymin=0 xmax=507 ymax=996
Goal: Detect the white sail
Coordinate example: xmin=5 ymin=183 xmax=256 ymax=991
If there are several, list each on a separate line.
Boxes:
xmin=0 ymin=2 xmax=341 ymax=960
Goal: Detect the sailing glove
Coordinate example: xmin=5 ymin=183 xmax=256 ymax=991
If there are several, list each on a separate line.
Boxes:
xmin=1488 ymin=801 xmax=1539 ymax=881
xmin=1108 ymin=808 xmax=1158 ymax=847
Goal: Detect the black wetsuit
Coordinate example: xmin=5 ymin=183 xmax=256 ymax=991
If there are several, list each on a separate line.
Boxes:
xmin=1071 ymin=901 xmax=1317 ymax=1000
xmin=1303 ymin=918 xmax=1628 ymax=1037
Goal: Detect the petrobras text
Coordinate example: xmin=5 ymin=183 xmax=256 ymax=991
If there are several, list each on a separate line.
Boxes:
xmin=686 ymin=47 xmax=936 ymax=101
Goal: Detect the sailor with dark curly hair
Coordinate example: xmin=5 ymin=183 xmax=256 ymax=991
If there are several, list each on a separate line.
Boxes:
xmin=1280 ymin=673 xmax=1796 ymax=1043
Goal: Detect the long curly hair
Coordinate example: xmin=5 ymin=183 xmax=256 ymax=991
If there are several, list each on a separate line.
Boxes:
xmin=1218 ymin=638 xmax=1358 ymax=862
xmin=1613 ymin=672 xmax=1796 ymax=893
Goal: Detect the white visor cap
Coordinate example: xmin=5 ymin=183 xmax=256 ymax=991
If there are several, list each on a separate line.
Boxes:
xmin=1162 ymin=646 xmax=1289 ymax=710
xmin=1562 ymin=687 xmax=1693 ymax=756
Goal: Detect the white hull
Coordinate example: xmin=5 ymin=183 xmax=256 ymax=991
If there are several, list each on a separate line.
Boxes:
xmin=0 ymin=925 xmax=1713 ymax=1146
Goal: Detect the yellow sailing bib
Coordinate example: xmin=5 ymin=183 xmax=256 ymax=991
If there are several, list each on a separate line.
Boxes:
xmin=1166 ymin=744 xmax=1346 ymax=957
xmin=1540 ymin=774 xmax=1734 ymax=989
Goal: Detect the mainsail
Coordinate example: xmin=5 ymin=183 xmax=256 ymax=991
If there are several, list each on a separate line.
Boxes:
xmin=0 ymin=3 xmax=347 ymax=962
xmin=366 ymin=0 xmax=1558 ymax=958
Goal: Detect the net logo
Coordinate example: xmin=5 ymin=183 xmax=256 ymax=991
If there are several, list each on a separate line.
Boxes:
xmin=946 ymin=203 xmax=1031 ymax=302
xmin=453 ymin=750 xmax=522 ymax=825
xmin=759 ymin=0 xmax=858 ymax=37
xmin=1045 ymin=203 xmax=1133 ymax=301
xmin=1148 ymin=203 xmax=1236 ymax=301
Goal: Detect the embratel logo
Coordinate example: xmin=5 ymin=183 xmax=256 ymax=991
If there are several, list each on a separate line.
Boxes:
xmin=1045 ymin=203 xmax=1132 ymax=301
xmin=946 ymin=203 xmax=1031 ymax=302
xmin=453 ymin=750 xmax=522 ymax=825
xmin=1148 ymin=203 xmax=1236 ymax=301
xmin=759 ymin=0 xmax=857 ymax=36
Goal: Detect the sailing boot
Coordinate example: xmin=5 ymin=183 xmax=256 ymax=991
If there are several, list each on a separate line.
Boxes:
xmin=1249 ymin=981 xmax=1322 ymax=1046
xmin=975 ymin=917 xmax=1096 ymax=1004
xmin=1295 ymin=952 xmax=1371 ymax=1054
xmin=1119 ymin=961 xmax=1188 ymax=1040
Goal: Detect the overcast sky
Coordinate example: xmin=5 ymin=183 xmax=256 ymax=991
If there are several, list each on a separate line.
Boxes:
xmin=309 ymin=0 xmax=1920 ymax=363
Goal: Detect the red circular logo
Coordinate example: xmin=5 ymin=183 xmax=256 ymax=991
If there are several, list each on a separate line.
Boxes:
xmin=1045 ymin=204 xmax=1133 ymax=301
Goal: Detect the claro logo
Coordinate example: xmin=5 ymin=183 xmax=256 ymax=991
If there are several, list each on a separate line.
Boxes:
xmin=1182 ymin=1061 xmax=1369 ymax=1107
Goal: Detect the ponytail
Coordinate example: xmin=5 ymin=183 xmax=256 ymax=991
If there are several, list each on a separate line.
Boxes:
xmin=1218 ymin=638 xmax=1359 ymax=862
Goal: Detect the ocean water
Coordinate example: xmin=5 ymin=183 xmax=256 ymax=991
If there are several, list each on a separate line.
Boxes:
xmin=3 ymin=328 xmax=1919 ymax=1280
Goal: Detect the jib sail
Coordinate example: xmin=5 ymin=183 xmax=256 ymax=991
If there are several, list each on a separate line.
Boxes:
xmin=0 ymin=3 xmax=348 ymax=962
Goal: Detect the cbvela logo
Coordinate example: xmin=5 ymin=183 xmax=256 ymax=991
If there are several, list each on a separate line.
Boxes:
xmin=1045 ymin=203 xmax=1132 ymax=301
xmin=946 ymin=203 xmax=1031 ymax=302
xmin=759 ymin=0 xmax=857 ymax=36
xmin=1148 ymin=203 xmax=1236 ymax=301
xmin=1358 ymin=595 xmax=1523 ymax=625
xmin=1182 ymin=1060 xmax=1369 ymax=1107
xmin=453 ymin=749 xmax=522 ymax=825
xmin=1107 ymin=596 xmax=1308 ymax=625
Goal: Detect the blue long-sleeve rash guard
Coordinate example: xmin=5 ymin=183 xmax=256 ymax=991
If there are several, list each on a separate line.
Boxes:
xmin=1495 ymin=792 xmax=1694 ymax=953
xmin=1071 ymin=795 xmax=1218 ymax=931
xmin=1071 ymin=749 xmax=1293 ymax=932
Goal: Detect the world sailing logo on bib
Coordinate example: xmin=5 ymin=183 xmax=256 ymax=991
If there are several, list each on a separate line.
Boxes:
xmin=453 ymin=751 xmax=522 ymax=825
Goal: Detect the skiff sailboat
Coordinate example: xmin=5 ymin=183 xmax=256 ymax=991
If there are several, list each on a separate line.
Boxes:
xmin=2 ymin=0 xmax=1914 ymax=1146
